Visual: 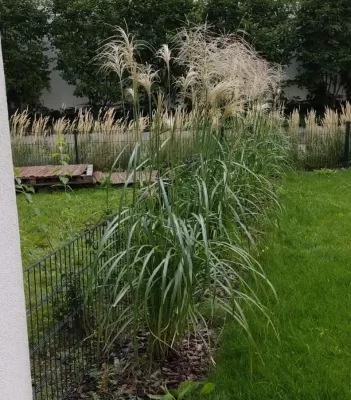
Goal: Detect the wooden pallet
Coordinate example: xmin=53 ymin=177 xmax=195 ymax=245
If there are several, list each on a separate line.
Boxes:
xmin=16 ymin=164 xmax=94 ymax=187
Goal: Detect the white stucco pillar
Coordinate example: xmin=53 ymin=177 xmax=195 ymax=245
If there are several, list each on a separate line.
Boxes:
xmin=0 ymin=39 xmax=33 ymax=398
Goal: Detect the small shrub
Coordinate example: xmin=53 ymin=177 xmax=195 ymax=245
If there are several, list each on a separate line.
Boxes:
xmin=149 ymin=381 xmax=215 ymax=400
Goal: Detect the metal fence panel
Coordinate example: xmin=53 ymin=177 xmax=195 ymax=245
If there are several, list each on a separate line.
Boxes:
xmin=24 ymin=219 xmax=118 ymax=400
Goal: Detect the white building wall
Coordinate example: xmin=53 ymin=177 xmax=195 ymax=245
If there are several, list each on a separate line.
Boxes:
xmin=0 ymin=40 xmax=33 ymax=399
xmin=41 ymin=68 xmax=88 ymax=110
xmin=282 ymin=58 xmax=347 ymax=103
xmin=40 ymin=45 xmax=88 ymax=110
xmin=283 ymin=58 xmax=309 ymax=101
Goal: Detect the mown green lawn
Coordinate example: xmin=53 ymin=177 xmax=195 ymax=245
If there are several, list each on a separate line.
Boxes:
xmin=211 ymin=170 xmax=351 ymax=399
xmin=17 ymin=172 xmax=351 ymax=397
xmin=17 ymin=187 xmax=125 ymax=267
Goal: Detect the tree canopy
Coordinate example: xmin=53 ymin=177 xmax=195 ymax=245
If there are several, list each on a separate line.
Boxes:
xmin=0 ymin=0 xmax=51 ymax=111
xmin=2 ymin=0 xmax=351 ymax=111
xmin=51 ymin=0 xmax=200 ymax=107
xmin=294 ymin=0 xmax=351 ymax=108
xmin=205 ymin=0 xmax=296 ymax=65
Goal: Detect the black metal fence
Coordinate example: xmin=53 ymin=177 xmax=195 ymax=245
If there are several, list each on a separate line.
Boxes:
xmin=11 ymin=131 xmax=198 ymax=171
xmin=11 ymin=122 xmax=351 ymax=172
xmin=24 ymin=218 xmax=120 ymax=400
xmin=289 ymin=121 xmax=351 ymax=169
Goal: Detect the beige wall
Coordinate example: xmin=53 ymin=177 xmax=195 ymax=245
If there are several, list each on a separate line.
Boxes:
xmin=0 ymin=40 xmax=33 ymax=399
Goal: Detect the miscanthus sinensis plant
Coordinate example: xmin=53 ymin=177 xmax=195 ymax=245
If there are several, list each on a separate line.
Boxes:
xmin=86 ymin=25 xmax=290 ymax=360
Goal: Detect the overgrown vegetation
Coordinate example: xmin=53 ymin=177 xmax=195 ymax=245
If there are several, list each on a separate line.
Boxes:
xmin=80 ymin=25 xmax=290 ymax=363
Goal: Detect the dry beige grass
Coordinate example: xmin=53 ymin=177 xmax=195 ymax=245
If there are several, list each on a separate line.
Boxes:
xmin=305 ymin=109 xmax=319 ymax=137
xmin=288 ymin=109 xmax=300 ymax=137
xmin=10 ymin=109 xmax=30 ymax=137
xmin=174 ymin=25 xmax=282 ymax=115
xmin=341 ymin=101 xmax=351 ymax=123
xmin=288 ymin=107 xmax=347 ymax=168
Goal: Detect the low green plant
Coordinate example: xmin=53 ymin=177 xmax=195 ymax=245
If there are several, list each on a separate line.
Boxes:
xmin=53 ymin=134 xmax=70 ymax=164
xmin=87 ymin=362 xmax=120 ymax=399
xmin=149 ymin=381 xmax=215 ymax=400
xmin=316 ymin=168 xmax=337 ymax=175
xmin=52 ymin=134 xmax=73 ymax=195
xmin=14 ymin=168 xmax=35 ymax=203
xmin=52 ymin=275 xmax=87 ymax=334
xmin=14 ymin=168 xmax=57 ymax=253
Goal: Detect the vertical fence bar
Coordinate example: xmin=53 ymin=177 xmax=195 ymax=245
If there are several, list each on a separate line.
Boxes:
xmin=73 ymin=129 xmax=80 ymax=164
xmin=344 ymin=121 xmax=351 ymax=166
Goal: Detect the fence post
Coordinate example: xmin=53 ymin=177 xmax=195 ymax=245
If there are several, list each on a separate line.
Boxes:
xmin=344 ymin=121 xmax=351 ymax=166
xmin=73 ymin=129 xmax=80 ymax=164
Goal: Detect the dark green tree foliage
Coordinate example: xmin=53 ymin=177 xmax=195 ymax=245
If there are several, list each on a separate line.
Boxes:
xmin=294 ymin=0 xmax=351 ymax=108
xmin=205 ymin=0 xmax=295 ymax=64
xmin=51 ymin=0 xmax=119 ymax=108
xmin=0 ymin=0 xmax=51 ymax=111
xmin=51 ymin=0 xmax=199 ymax=107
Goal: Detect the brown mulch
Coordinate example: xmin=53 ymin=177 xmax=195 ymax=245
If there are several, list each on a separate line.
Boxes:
xmin=68 ymin=328 xmax=215 ymax=399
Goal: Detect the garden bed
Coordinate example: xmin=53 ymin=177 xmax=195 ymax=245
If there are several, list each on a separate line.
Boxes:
xmin=69 ymin=327 xmax=215 ymax=399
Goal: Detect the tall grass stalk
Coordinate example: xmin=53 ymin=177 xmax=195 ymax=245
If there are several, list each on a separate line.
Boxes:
xmin=83 ymin=25 xmax=290 ymax=362
xmin=288 ymin=108 xmax=345 ymax=168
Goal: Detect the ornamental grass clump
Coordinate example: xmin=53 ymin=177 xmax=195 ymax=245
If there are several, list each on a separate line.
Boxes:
xmin=288 ymin=108 xmax=344 ymax=169
xmin=85 ymin=25 xmax=290 ymax=361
